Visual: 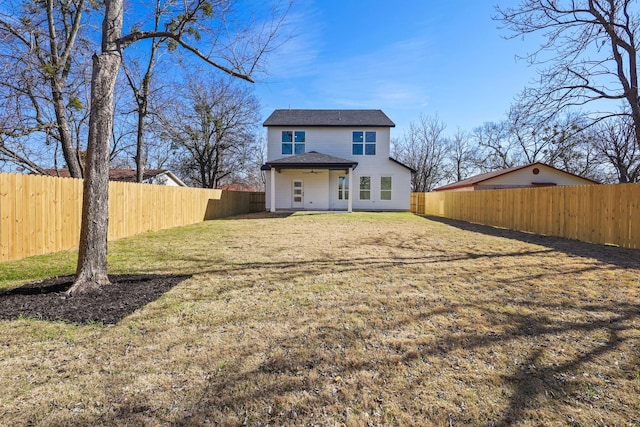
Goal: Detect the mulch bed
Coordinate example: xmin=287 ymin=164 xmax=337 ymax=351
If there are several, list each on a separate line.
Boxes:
xmin=0 ymin=274 xmax=191 ymax=325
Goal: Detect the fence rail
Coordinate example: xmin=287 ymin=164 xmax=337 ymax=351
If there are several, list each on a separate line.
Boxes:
xmin=0 ymin=172 xmax=265 ymax=262
xmin=411 ymin=183 xmax=640 ymax=249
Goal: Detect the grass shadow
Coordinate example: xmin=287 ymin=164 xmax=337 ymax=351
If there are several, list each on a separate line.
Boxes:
xmin=421 ymin=215 xmax=640 ymax=269
xmin=163 ymin=295 xmax=640 ymax=425
xmin=220 ymin=212 xmax=294 ymax=220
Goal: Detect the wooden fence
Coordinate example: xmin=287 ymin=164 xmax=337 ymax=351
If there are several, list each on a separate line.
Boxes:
xmin=249 ymin=192 xmax=266 ymax=212
xmin=0 ymin=172 xmax=265 ymax=262
xmin=411 ymin=183 xmax=640 ymax=249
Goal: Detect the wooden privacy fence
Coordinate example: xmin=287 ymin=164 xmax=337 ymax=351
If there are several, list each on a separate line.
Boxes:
xmin=249 ymin=192 xmax=266 ymax=213
xmin=411 ymin=183 xmax=640 ymax=249
xmin=0 ymin=172 xmax=265 ymax=262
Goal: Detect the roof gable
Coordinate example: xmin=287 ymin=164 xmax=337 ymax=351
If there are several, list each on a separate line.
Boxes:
xmin=434 ymin=162 xmax=599 ymax=191
xmin=263 ymin=109 xmax=395 ymax=127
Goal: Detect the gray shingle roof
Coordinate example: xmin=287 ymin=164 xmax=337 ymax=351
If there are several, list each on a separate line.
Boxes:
xmin=263 ymin=109 xmax=395 ymax=127
xmin=261 ymin=151 xmax=358 ymax=170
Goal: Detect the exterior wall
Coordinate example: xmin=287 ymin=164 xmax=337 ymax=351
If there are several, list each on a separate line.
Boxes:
xmin=265 ymin=125 xmax=411 ymax=211
xmin=266 ymin=169 xmax=331 ymax=210
xmin=479 ymin=164 xmax=596 ymax=189
xmin=350 ymin=160 xmax=411 ymax=210
xmin=266 ymin=126 xmax=391 ymax=162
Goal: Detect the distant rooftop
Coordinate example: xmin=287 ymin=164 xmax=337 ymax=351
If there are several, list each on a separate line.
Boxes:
xmin=433 ymin=162 xmax=599 ymax=191
xmin=263 ymin=109 xmax=395 ymax=127
xmin=43 ymin=168 xmax=186 ymax=186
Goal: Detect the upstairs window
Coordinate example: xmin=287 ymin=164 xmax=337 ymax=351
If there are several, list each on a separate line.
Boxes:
xmin=282 ymin=131 xmax=305 ymax=155
xmin=352 ymin=131 xmax=376 ymax=155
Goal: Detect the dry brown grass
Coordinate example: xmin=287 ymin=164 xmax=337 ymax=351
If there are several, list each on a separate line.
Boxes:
xmin=1 ymin=212 xmax=639 ymax=426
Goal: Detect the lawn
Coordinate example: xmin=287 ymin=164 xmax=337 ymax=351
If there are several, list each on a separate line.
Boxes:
xmin=0 ymin=212 xmax=638 ymax=426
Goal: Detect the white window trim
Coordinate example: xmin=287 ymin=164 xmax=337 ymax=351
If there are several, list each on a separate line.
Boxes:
xmin=380 ymin=176 xmax=392 ymax=201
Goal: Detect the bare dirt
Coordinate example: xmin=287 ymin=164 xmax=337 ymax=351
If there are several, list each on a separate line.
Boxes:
xmin=0 ymin=274 xmax=190 ymax=324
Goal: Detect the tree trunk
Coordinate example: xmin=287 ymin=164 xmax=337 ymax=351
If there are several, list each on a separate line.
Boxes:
xmin=67 ymin=0 xmax=123 ymax=296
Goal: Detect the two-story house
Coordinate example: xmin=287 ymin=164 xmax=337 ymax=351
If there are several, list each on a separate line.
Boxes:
xmin=261 ymin=109 xmax=414 ymax=212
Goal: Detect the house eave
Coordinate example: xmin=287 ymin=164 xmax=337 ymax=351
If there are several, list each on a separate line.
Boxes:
xmin=261 ymin=163 xmax=358 ymax=171
xmin=389 ymin=157 xmax=416 ymax=173
xmin=262 ymin=151 xmax=359 ymax=172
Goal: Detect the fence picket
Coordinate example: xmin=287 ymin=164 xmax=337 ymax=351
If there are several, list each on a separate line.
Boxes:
xmin=0 ymin=173 xmax=264 ymax=262
xmin=0 ymin=174 xmax=10 ymax=261
xmin=413 ymin=183 xmax=640 ymax=249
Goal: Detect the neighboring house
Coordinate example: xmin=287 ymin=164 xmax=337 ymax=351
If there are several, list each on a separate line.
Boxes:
xmin=44 ymin=168 xmax=187 ymax=187
xmin=433 ymin=162 xmax=599 ymax=192
xmin=261 ymin=109 xmax=414 ymax=212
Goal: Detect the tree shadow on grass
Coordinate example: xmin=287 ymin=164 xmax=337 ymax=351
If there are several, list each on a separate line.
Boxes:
xmin=160 ymin=298 xmax=640 ymax=426
xmin=0 ymin=274 xmax=191 ymax=325
xmin=62 ymin=246 xmax=639 ymax=425
xmin=421 ymin=215 xmax=640 ymax=269
xmin=220 ymin=212 xmax=294 ymax=220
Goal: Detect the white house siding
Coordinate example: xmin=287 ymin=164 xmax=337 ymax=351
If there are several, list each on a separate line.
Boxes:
xmin=478 ymin=164 xmax=595 ymax=189
xmin=266 ymin=127 xmax=391 ymax=161
xmin=266 ymin=169 xmax=331 ymax=210
xmin=347 ymin=161 xmax=410 ymax=211
xmin=149 ymin=174 xmax=181 ymax=186
xmin=266 ymin=165 xmax=410 ymax=211
xmin=265 ymin=125 xmax=411 ymax=211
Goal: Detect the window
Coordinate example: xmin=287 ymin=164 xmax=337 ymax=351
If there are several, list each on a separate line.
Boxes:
xmin=282 ymin=131 xmax=305 ymax=155
xmin=352 ymin=131 xmax=376 ymax=155
xmin=338 ymin=176 xmax=349 ymax=200
xmin=381 ymin=176 xmax=392 ymax=200
xmin=359 ymin=176 xmax=370 ymax=200
xmin=294 ymin=131 xmax=306 ymax=154
xmin=365 ymin=131 xmax=376 ymax=155
xmin=352 ymin=131 xmax=363 ymax=155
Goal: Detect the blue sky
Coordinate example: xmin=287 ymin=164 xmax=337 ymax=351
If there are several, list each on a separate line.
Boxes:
xmin=254 ymin=0 xmax=540 ymax=137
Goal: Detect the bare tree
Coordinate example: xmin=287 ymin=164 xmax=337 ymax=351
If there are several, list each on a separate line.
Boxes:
xmin=445 ymin=128 xmax=478 ymax=182
xmin=508 ymin=104 xmax=563 ymax=165
xmin=0 ymin=0 xmax=93 ymax=177
xmin=161 ymin=77 xmax=260 ymax=188
xmin=245 ymin=138 xmax=267 ymax=191
xmin=472 ymin=111 xmax=603 ymax=180
xmin=496 ymin=1 xmax=640 ymax=149
xmin=394 ymin=114 xmax=450 ymax=192
xmin=121 ymin=0 xmax=166 ymax=182
xmin=589 ymin=114 xmax=640 ymax=182
xmin=508 ymin=107 xmax=596 ymax=170
xmin=472 ymin=121 xmax=519 ymax=171
xmin=69 ymin=0 xmax=289 ymax=295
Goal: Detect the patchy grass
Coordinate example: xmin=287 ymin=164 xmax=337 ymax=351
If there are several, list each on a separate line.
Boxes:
xmin=0 ymin=212 xmax=639 ymax=426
